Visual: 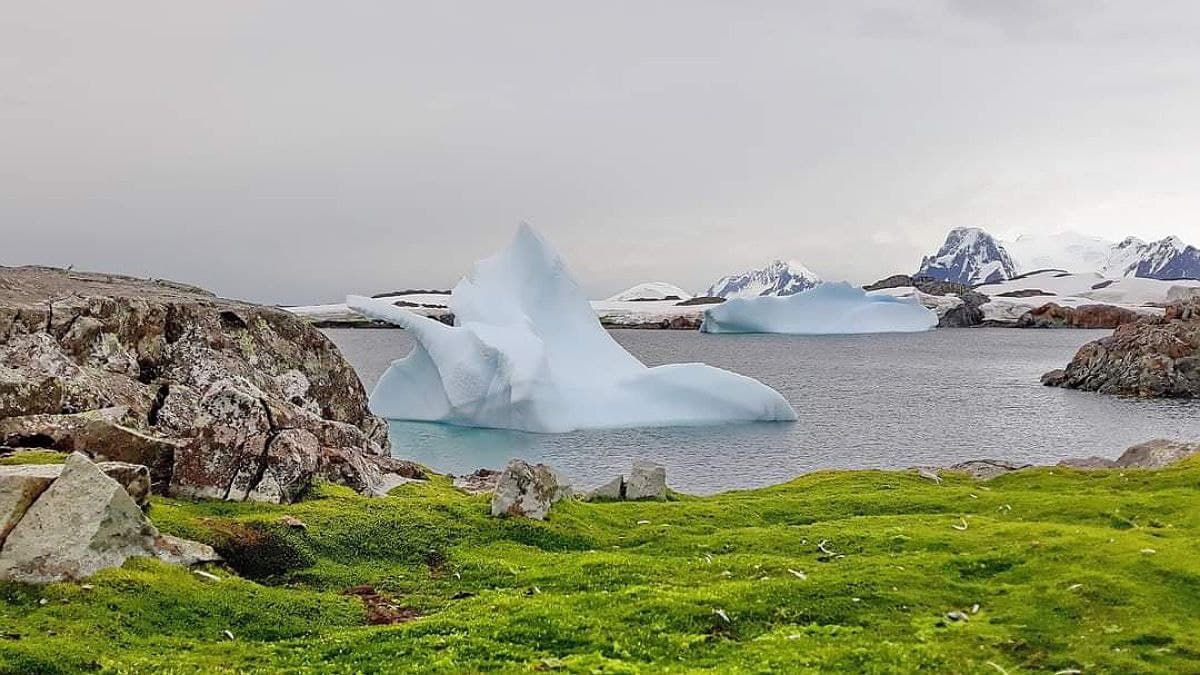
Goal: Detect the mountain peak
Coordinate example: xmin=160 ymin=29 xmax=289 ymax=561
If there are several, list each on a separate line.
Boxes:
xmin=705 ymin=259 xmax=821 ymax=299
xmin=916 ymin=227 xmax=1016 ymax=285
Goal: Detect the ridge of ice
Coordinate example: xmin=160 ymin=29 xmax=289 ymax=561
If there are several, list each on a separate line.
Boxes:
xmin=700 ymin=282 xmax=938 ymax=335
xmin=347 ymin=225 xmax=796 ymax=432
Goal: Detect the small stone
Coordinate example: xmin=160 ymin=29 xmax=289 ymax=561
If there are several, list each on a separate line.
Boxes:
xmin=583 ymin=475 xmax=623 ymax=501
xmin=489 ymin=459 xmax=572 ymax=520
xmin=279 ymin=515 xmax=308 ymax=530
xmin=946 ymin=611 xmax=969 ymax=622
xmin=154 ymin=534 xmax=221 ymax=567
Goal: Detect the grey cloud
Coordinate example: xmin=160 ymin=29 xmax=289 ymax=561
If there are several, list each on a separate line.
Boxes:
xmin=2 ymin=1 xmax=1199 ymax=304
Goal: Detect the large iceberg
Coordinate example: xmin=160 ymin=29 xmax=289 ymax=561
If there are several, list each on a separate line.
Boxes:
xmin=700 ymin=282 xmax=938 ymax=335
xmin=347 ymin=225 xmax=796 ymax=432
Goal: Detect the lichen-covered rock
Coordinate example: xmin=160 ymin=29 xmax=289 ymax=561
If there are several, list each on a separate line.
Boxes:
xmin=0 ymin=453 xmax=159 ymax=583
xmin=625 ymin=461 xmax=667 ymax=500
xmin=1042 ymin=299 xmax=1200 ymax=398
xmin=0 ymin=266 xmax=395 ymax=502
xmin=490 ymin=460 xmax=571 ymax=520
xmin=95 ymin=461 xmax=152 ymax=507
xmin=0 ymin=408 xmax=179 ymax=488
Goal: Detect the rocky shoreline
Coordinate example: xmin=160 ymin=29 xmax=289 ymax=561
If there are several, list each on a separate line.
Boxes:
xmin=1042 ymin=299 xmax=1200 ymax=397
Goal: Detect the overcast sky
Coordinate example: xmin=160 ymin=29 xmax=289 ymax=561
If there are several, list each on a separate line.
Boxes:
xmin=3 ymin=1 xmax=1200 ymax=303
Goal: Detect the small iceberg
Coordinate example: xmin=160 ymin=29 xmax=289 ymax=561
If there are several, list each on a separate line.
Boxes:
xmin=700 ymin=282 xmax=938 ymax=335
xmin=348 ymin=225 xmax=796 ymax=433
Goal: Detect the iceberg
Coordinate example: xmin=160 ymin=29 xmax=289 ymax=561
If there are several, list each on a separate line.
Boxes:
xmin=700 ymin=282 xmax=938 ymax=335
xmin=347 ymin=225 xmax=796 ymax=433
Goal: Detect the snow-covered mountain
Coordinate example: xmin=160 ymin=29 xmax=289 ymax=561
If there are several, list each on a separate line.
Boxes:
xmin=1002 ymin=231 xmax=1114 ymax=275
xmin=1101 ymin=236 xmax=1200 ymax=280
xmin=920 ymin=227 xmax=1200 ymax=283
xmin=916 ymin=227 xmax=1017 ymax=285
xmin=605 ymin=282 xmax=692 ymax=302
xmin=704 ymin=260 xmax=821 ymax=299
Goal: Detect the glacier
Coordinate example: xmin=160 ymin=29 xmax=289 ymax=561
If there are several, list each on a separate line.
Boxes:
xmin=347 ymin=225 xmax=796 ymax=433
xmin=700 ymin=282 xmax=938 ymax=335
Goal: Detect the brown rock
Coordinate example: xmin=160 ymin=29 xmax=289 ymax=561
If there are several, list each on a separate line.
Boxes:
xmin=1017 ymin=303 xmax=1142 ymax=329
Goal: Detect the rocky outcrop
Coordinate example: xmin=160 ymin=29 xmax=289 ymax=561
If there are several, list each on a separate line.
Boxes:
xmin=1042 ymin=299 xmax=1200 ymax=397
xmin=862 ymin=274 xmax=988 ymax=327
xmin=0 ymin=453 xmax=217 ymax=583
xmin=601 ymin=315 xmax=703 ymax=330
xmin=490 ymin=460 xmax=572 ymax=520
xmin=1016 ymin=303 xmax=1142 ymax=329
xmin=0 ymin=266 xmax=401 ymax=503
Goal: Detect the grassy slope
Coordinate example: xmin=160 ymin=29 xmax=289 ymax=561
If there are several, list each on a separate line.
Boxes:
xmin=2 ymin=461 xmax=1200 ymax=674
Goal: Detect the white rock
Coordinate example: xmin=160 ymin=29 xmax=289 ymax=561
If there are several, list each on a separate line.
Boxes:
xmin=584 ymin=475 xmax=624 ymax=501
xmin=490 ymin=459 xmax=572 ymax=520
xmin=0 ymin=453 xmax=158 ymax=583
xmin=625 ymin=461 xmax=667 ymax=500
xmin=0 ymin=464 xmax=60 ymax=547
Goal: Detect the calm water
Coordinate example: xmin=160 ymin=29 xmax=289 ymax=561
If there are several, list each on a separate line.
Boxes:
xmin=324 ymin=328 xmax=1200 ymax=494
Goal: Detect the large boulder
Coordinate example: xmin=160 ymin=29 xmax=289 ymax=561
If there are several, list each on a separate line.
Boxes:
xmin=0 ymin=453 xmax=215 ymax=583
xmin=0 ymin=266 xmax=395 ymax=503
xmin=490 ymin=460 xmax=572 ymax=520
xmin=1043 ymin=299 xmax=1200 ymax=397
xmin=1114 ymin=439 xmax=1200 ymax=469
xmin=625 ymin=461 xmax=668 ymax=500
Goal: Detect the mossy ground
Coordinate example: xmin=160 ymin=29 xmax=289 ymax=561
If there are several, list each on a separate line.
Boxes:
xmin=3 ymin=460 xmax=1200 ymax=673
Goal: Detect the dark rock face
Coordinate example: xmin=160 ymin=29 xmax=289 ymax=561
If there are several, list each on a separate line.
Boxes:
xmin=674 ymin=296 xmax=725 ymax=307
xmin=1017 ymin=303 xmax=1142 ymax=329
xmin=1042 ymin=299 xmax=1200 ymax=397
xmin=939 ymin=291 xmax=989 ymax=328
xmin=0 ymin=266 xmax=398 ymax=502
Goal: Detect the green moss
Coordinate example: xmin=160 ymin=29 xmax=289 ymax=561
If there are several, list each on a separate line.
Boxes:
xmin=4 ymin=461 xmax=1200 ymax=672
xmin=0 ymin=450 xmax=66 ymax=465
